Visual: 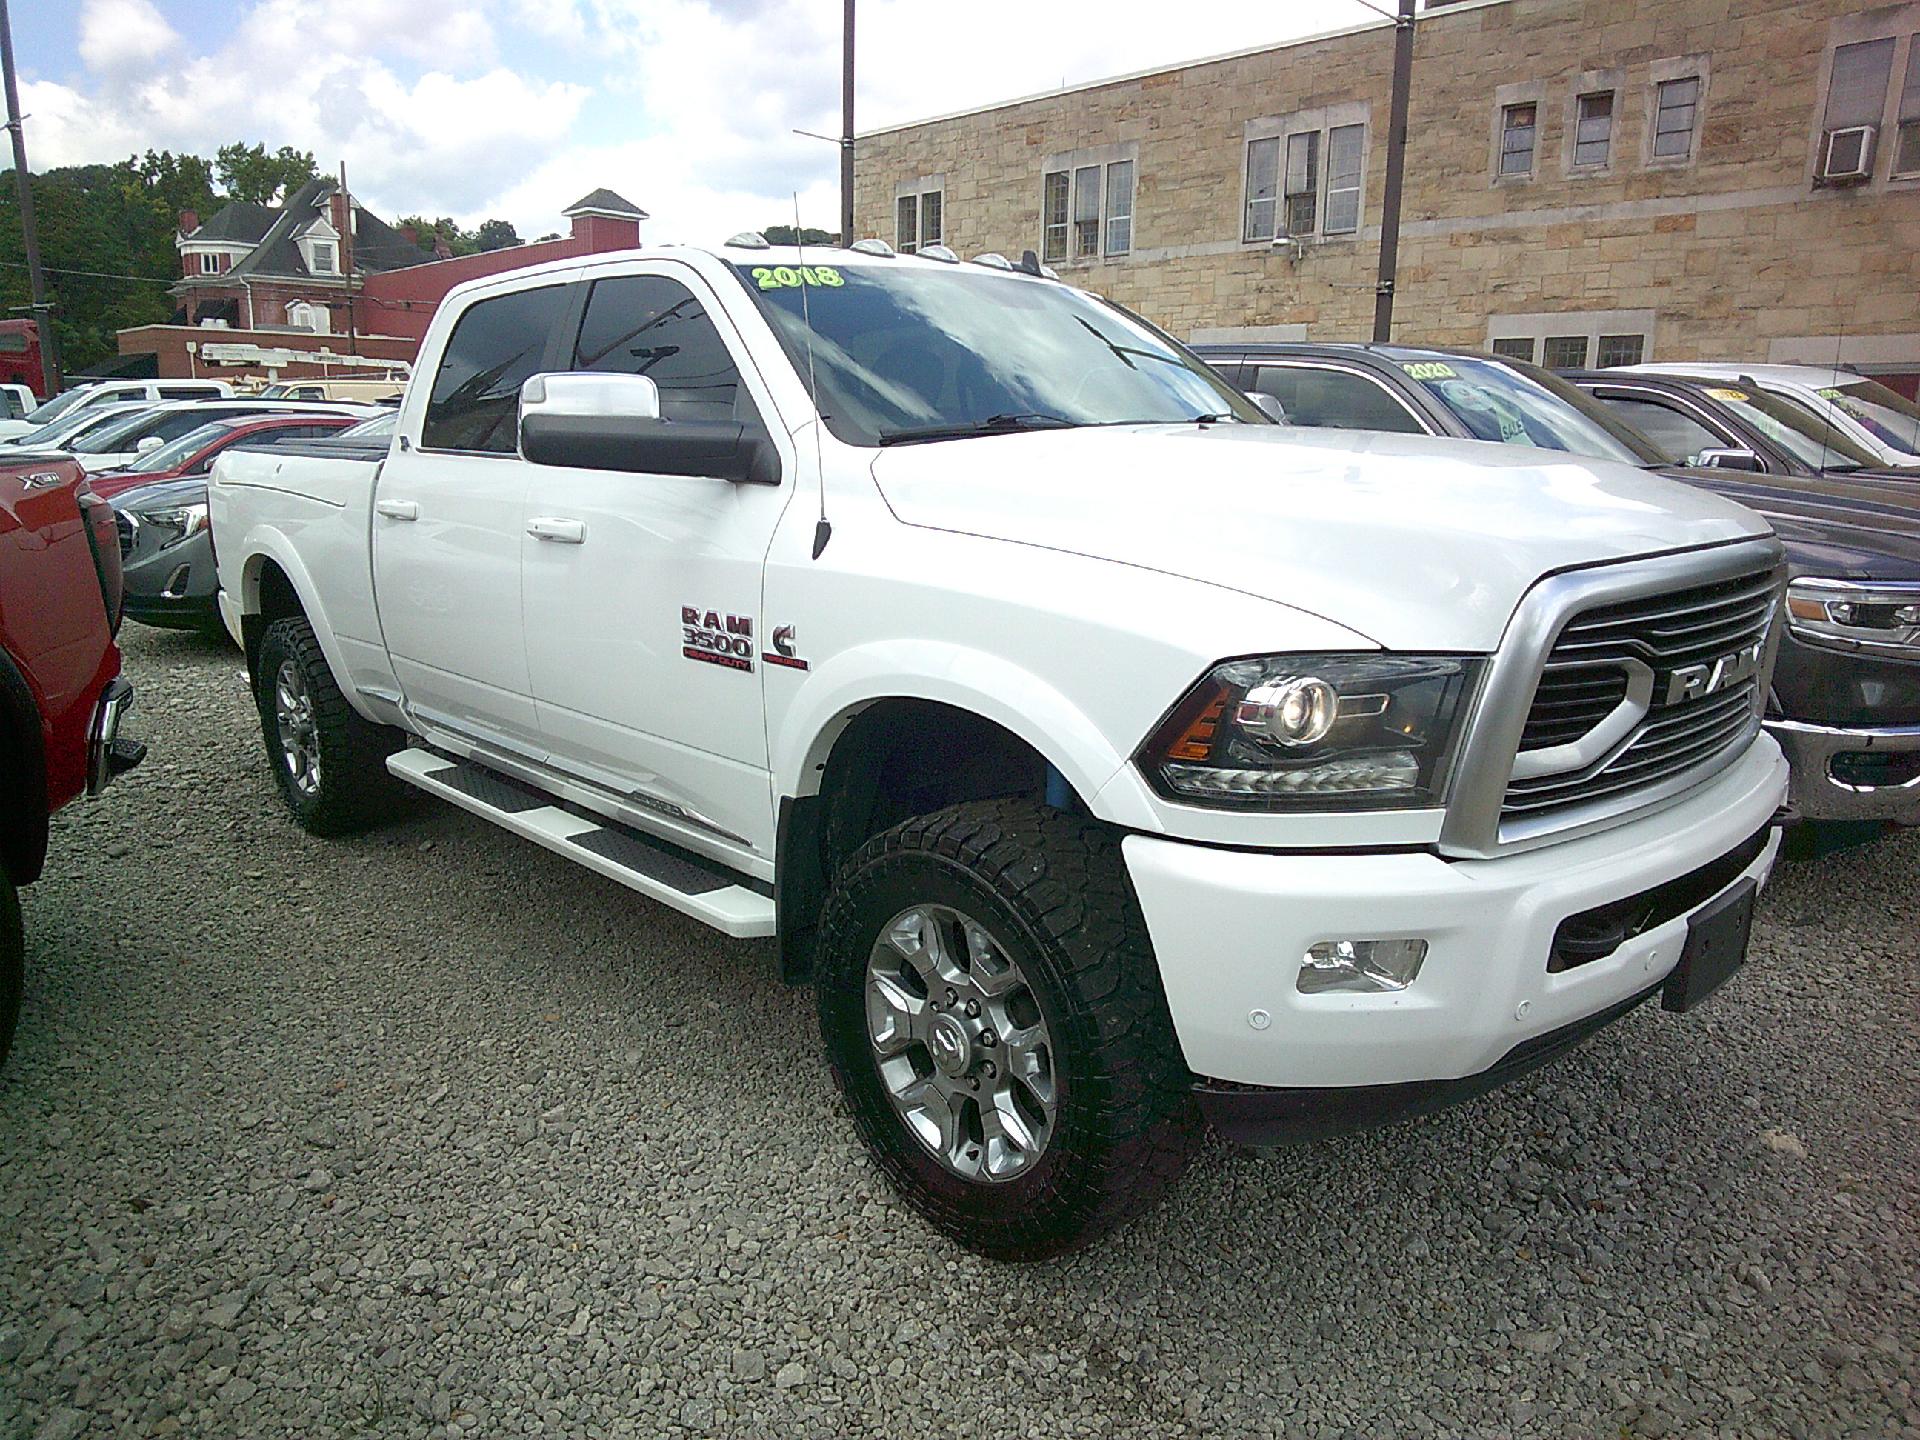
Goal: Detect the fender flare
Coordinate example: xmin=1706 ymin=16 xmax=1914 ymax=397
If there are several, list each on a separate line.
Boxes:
xmin=769 ymin=640 xmax=1164 ymax=833
xmin=234 ymin=528 xmax=381 ymax=725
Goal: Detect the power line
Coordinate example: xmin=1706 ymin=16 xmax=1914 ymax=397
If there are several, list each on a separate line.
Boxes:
xmin=0 ymin=257 xmax=179 ymax=285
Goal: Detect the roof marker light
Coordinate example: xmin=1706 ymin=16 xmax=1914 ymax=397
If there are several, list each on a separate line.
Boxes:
xmin=971 ymin=252 xmax=1014 ymax=270
xmin=919 ymin=244 xmax=960 ymax=263
xmin=850 ymin=238 xmax=896 ymax=256
xmin=724 ymin=231 xmax=771 ymax=250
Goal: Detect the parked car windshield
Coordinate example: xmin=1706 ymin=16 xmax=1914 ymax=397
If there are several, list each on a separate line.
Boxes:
xmin=1697 ymin=384 xmax=1882 ymax=472
xmin=121 ymin=420 xmax=233 ymax=474
xmin=729 ymin=259 xmax=1261 ymax=445
xmin=5 ymin=404 xmax=148 ymax=451
xmin=23 ymin=388 xmax=106 ymax=425
xmin=1816 ymin=379 xmax=1920 ymax=456
xmin=1396 ymin=355 xmax=1657 ymax=466
xmin=339 ymin=412 xmax=398 ymax=440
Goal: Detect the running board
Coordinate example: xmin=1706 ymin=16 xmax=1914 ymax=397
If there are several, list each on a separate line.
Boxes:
xmin=387 ymin=748 xmax=776 ymax=939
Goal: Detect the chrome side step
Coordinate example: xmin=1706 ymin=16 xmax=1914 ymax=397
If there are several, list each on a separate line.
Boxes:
xmin=387 ymin=748 xmax=776 ymax=939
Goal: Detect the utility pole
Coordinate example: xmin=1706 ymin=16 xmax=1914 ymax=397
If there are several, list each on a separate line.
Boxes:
xmin=1371 ymin=0 xmax=1416 ymax=342
xmin=0 ymin=0 xmax=59 ymax=396
xmin=839 ymin=0 xmax=856 ymax=245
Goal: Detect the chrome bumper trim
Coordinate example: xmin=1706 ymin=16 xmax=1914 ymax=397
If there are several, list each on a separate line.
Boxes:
xmin=86 ymin=677 xmax=136 ymax=796
xmin=1768 ymin=718 xmax=1920 ymax=824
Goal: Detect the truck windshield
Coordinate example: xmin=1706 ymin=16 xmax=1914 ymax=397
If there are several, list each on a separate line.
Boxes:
xmin=1816 ymin=379 xmax=1920 ymax=455
xmin=1710 ymin=386 xmax=1883 ymax=471
xmin=23 ymin=388 xmax=99 ymax=425
xmin=729 ymin=259 xmax=1260 ymax=446
xmin=1396 ymin=355 xmax=1658 ymax=466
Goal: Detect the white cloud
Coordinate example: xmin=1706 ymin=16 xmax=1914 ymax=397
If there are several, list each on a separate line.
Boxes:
xmin=29 ymin=0 xmax=1392 ymax=243
xmin=76 ymin=0 xmax=181 ymax=77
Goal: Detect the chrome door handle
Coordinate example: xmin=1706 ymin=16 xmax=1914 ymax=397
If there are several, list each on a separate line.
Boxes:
xmin=374 ymin=499 xmax=419 ymax=521
xmin=526 ymin=516 xmax=586 ymax=544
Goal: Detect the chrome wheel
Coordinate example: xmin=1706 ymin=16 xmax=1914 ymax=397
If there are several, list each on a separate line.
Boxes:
xmin=866 ymin=903 xmax=1057 ymax=1182
xmin=273 ymin=658 xmax=321 ymax=798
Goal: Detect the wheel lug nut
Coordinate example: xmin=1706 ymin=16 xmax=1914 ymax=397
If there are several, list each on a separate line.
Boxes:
xmin=968 ymin=1076 xmax=980 ymax=1090
xmin=980 ymin=1031 xmax=996 ymax=1047
xmin=982 ymin=1061 xmax=996 ymax=1078
xmin=965 ymin=999 xmax=980 ymax=1018
xmin=945 ymin=987 xmax=958 ymax=1006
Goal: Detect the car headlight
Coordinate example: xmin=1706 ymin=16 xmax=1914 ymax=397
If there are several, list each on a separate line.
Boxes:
xmin=1137 ymin=654 xmax=1482 ymax=810
xmin=1785 ymin=578 xmax=1920 ymax=656
xmin=134 ymin=501 xmax=209 ymax=549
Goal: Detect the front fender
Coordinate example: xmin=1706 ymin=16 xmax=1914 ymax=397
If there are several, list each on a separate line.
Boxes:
xmin=769 ymin=639 xmax=1165 ymax=832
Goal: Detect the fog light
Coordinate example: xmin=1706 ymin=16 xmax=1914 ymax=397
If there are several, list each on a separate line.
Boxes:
xmin=1298 ymin=937 xmax=1429 ymax=995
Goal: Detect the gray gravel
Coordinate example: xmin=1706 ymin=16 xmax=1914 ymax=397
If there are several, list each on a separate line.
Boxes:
xmin=2 ymin=624 xmax=1918 ymax=1440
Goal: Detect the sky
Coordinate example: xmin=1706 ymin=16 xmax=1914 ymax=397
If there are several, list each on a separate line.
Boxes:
xmin=12 ymin=0 xmax=1398 ymax=242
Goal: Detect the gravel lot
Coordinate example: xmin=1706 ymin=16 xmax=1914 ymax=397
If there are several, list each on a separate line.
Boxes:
xmin=2 ymin=624 xmax=1917 ymax=1440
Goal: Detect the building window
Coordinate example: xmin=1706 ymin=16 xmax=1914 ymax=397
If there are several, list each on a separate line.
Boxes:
xmin=1819 ymin=37 xmax=1896 ymax=183
xmin=895 ymin=194 xmax=916 ymax=253
xmin=1542 ymin=336 xmax=1590 ymax=369
xmin=198 ymin=252 xmax=220 ymax=275
xmin=1573 ymin=91 xmax=1614 ymax=168
xmin=1042 ymin=172 xmax=1070 ymax=262
xmin=1899 ymin=39 xmax=1920 ymax=177
xmin=1104 ymin=161 xmax=1134 ymax=256
xmin=1244 ymin=137 xmax=1279 ymax=242
xmin=1490 ymin=337 xmax=1537 ymax=362
xmin=1283 ymin=132 xmax=1319 ymax=234
xmin=309 ymin=241 xmax=337 ymax=274
xmin=1500 ymin=102 xmax=1537 ymax=176
xmin=1652 ymin=77 xmax=1701 ymax=159
xmin=1324 ymin=124 xmax=1363 ymax=234
xmin=894 ymin=188 xmax=941 ymax=253
xmin=921 ymin=190 xmax=942 ymax=248
xmin=1044 ymin=154 xmax=1136 ymax=263
xmin=1596 ymin=334 xmax=1647 ymax=367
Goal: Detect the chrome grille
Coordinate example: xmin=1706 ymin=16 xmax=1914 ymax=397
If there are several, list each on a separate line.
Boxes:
xmin=1503 ymin=565 xmax=1780 ymax=820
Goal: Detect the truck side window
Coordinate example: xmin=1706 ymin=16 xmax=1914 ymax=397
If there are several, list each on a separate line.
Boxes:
xmin=572 ymin=275 xmax=754 ymax=426
xmin=1253 ymin=365 xmax=1427 ymax=434
xmin=422 ymin=284 xmax=569 ymax=453
xmin=1590 ymin=395 xmax=1727 ymax=466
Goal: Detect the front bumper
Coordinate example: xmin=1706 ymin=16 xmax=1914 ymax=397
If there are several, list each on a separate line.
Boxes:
xmin=85 ymin=677 xmax=144 ymax=795
xmin=1769 ymin=718 xmax=1920 ymax=825
xmin=1124 ymin=734 xmax=1787 ymax=1121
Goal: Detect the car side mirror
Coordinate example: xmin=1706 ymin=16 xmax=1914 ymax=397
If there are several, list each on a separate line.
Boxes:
xmin=518 ymin=372 xmax=778 ymax=485
xmin=135 ymin=435 xmax=164 ymax=454
xmin=1245 ymin=391 xmax=1288 ymax=424
xmin=1695 ymin=446 xmax=1764 ymax=473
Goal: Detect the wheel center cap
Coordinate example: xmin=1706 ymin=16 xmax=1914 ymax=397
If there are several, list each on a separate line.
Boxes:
xmin=928 ymin=1014 xmax=973 ymax=1077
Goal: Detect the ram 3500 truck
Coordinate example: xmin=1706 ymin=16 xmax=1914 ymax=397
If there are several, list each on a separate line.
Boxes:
xmin=212 ymin=243 xmax=1789 ymax=1259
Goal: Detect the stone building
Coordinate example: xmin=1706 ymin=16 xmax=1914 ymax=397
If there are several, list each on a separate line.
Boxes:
xmin=854 ymin=0 xmax=1920 ymax=391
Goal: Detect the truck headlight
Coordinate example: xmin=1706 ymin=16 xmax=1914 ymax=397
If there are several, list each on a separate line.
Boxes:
xmin=1785 ymin=579 xmax=1920 ymax=656
xmin=1138 ymin=654 xmax=1481 ymax=811
xmin=134 ymin=501 xmax=209 ymax=549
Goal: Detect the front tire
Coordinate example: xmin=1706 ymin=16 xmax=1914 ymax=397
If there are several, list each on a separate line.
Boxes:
xmin=254 ymin=616 xmax=404 ymax=836
xmin=1 ymin=870 xmax=22 ymax=1071
xmin=817 ymin=800 xmax=1199 ymax=1260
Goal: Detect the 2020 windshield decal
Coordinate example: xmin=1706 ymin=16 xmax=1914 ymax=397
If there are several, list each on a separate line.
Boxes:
xmin=1401 ymin=361 xmax=1457 ymax=381
xmin=751 ymin=265 xmax=844 ymax=290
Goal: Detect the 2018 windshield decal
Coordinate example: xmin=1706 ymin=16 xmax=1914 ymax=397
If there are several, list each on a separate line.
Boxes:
xmin=751 ymin=265 xmax=845 ymax=290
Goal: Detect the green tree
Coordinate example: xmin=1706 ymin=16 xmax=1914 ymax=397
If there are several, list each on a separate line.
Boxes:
xmin=214 ymin=143 xmax=319 ymax=205
xmin=473 ymin=219 xmax=521 ymax=252
xmin=762 ymin=224 xmax=836 ymax=246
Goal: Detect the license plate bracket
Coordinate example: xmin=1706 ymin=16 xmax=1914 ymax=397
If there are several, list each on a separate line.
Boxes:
xmin=1662 ymin=877 xmax=1757 ymax=1013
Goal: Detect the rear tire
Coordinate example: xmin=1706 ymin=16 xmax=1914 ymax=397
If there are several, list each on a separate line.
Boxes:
xmin=816 ymin=799 xmax=1199 ymax=1260
xmin=255 ymin=616 xmax=405 ymax=836
xmin=0 ymin=870 xmax=22 ymax=1071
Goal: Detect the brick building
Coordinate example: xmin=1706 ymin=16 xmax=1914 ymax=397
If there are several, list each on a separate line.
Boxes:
xmin=117 ymin=186 xmax=648 ymax=380
xmin=854 ymin=0 xmax=1920 ymax=391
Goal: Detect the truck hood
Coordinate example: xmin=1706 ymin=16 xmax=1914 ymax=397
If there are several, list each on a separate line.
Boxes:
xmin=1673 ymin=467 xmax=1920 ymax=582
xmin=869 ymin=425 xmax=1772 ymax=651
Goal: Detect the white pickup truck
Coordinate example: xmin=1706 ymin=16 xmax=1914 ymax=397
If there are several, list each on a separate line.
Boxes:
xmin=212 ymin=241 xmax=1790 ymax=1259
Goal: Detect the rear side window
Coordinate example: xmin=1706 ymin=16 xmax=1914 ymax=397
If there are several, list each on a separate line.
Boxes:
xmin=572 ymin=275 xmax=752 ymax=425
xmin=1252 ymin=365 xmax=1427 ymax=434
xmin=158 ymin=385 xmax=213 ymax=399
xmin=423 ymin=285 xmax=569 ymax=453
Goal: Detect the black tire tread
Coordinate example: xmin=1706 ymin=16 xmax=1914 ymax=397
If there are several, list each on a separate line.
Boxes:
xmin=255 ymin=616 xmax=404 ymax=836
xmin=818 ymin=798 xmax=1199 ymax=1260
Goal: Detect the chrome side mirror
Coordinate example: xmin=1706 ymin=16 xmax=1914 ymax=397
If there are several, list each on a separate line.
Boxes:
xmin=1695 ymin=447 xmax=1764 ymax=473
xmin=1245 ymin=391 xmax=1289 ymax=424
xmin=519 ymin=371 xmax=660 ymax=427
xmin=135 ymin=435 xmax=165 ymax=454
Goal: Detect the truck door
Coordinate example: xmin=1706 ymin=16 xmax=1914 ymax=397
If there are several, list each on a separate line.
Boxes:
xmin=372 ymin=282 xmax=572 ymax=754
xmin=518 ymin=266 xmax=795 ymax=862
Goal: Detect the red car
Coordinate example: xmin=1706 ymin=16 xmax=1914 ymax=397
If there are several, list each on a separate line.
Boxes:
xmin=1 ymin=454 xmax=142 ymax=1066
xmin=86 ymin=411 xmax=363 ymax=501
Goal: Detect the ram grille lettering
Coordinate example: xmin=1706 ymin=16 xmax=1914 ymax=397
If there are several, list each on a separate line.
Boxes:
xmin=1664 ymin=640 xmax=1763 ymax=706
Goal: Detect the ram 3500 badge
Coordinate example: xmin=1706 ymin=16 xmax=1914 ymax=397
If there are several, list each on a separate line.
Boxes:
xmin=212 ymin=242 xmax=1787 ymax=1259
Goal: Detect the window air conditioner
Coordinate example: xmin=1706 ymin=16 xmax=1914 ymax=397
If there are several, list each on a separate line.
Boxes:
xmin=1820 ymin=125 xmax=1876 ymax=183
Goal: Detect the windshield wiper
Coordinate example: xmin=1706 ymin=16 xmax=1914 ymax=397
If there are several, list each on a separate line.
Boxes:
xmin=876 ymin=412 xmax=1077 ymax=446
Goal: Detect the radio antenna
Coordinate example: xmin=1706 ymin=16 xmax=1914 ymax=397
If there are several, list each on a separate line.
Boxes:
xmin=794 ymin=193 xmax=832 ymax=558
